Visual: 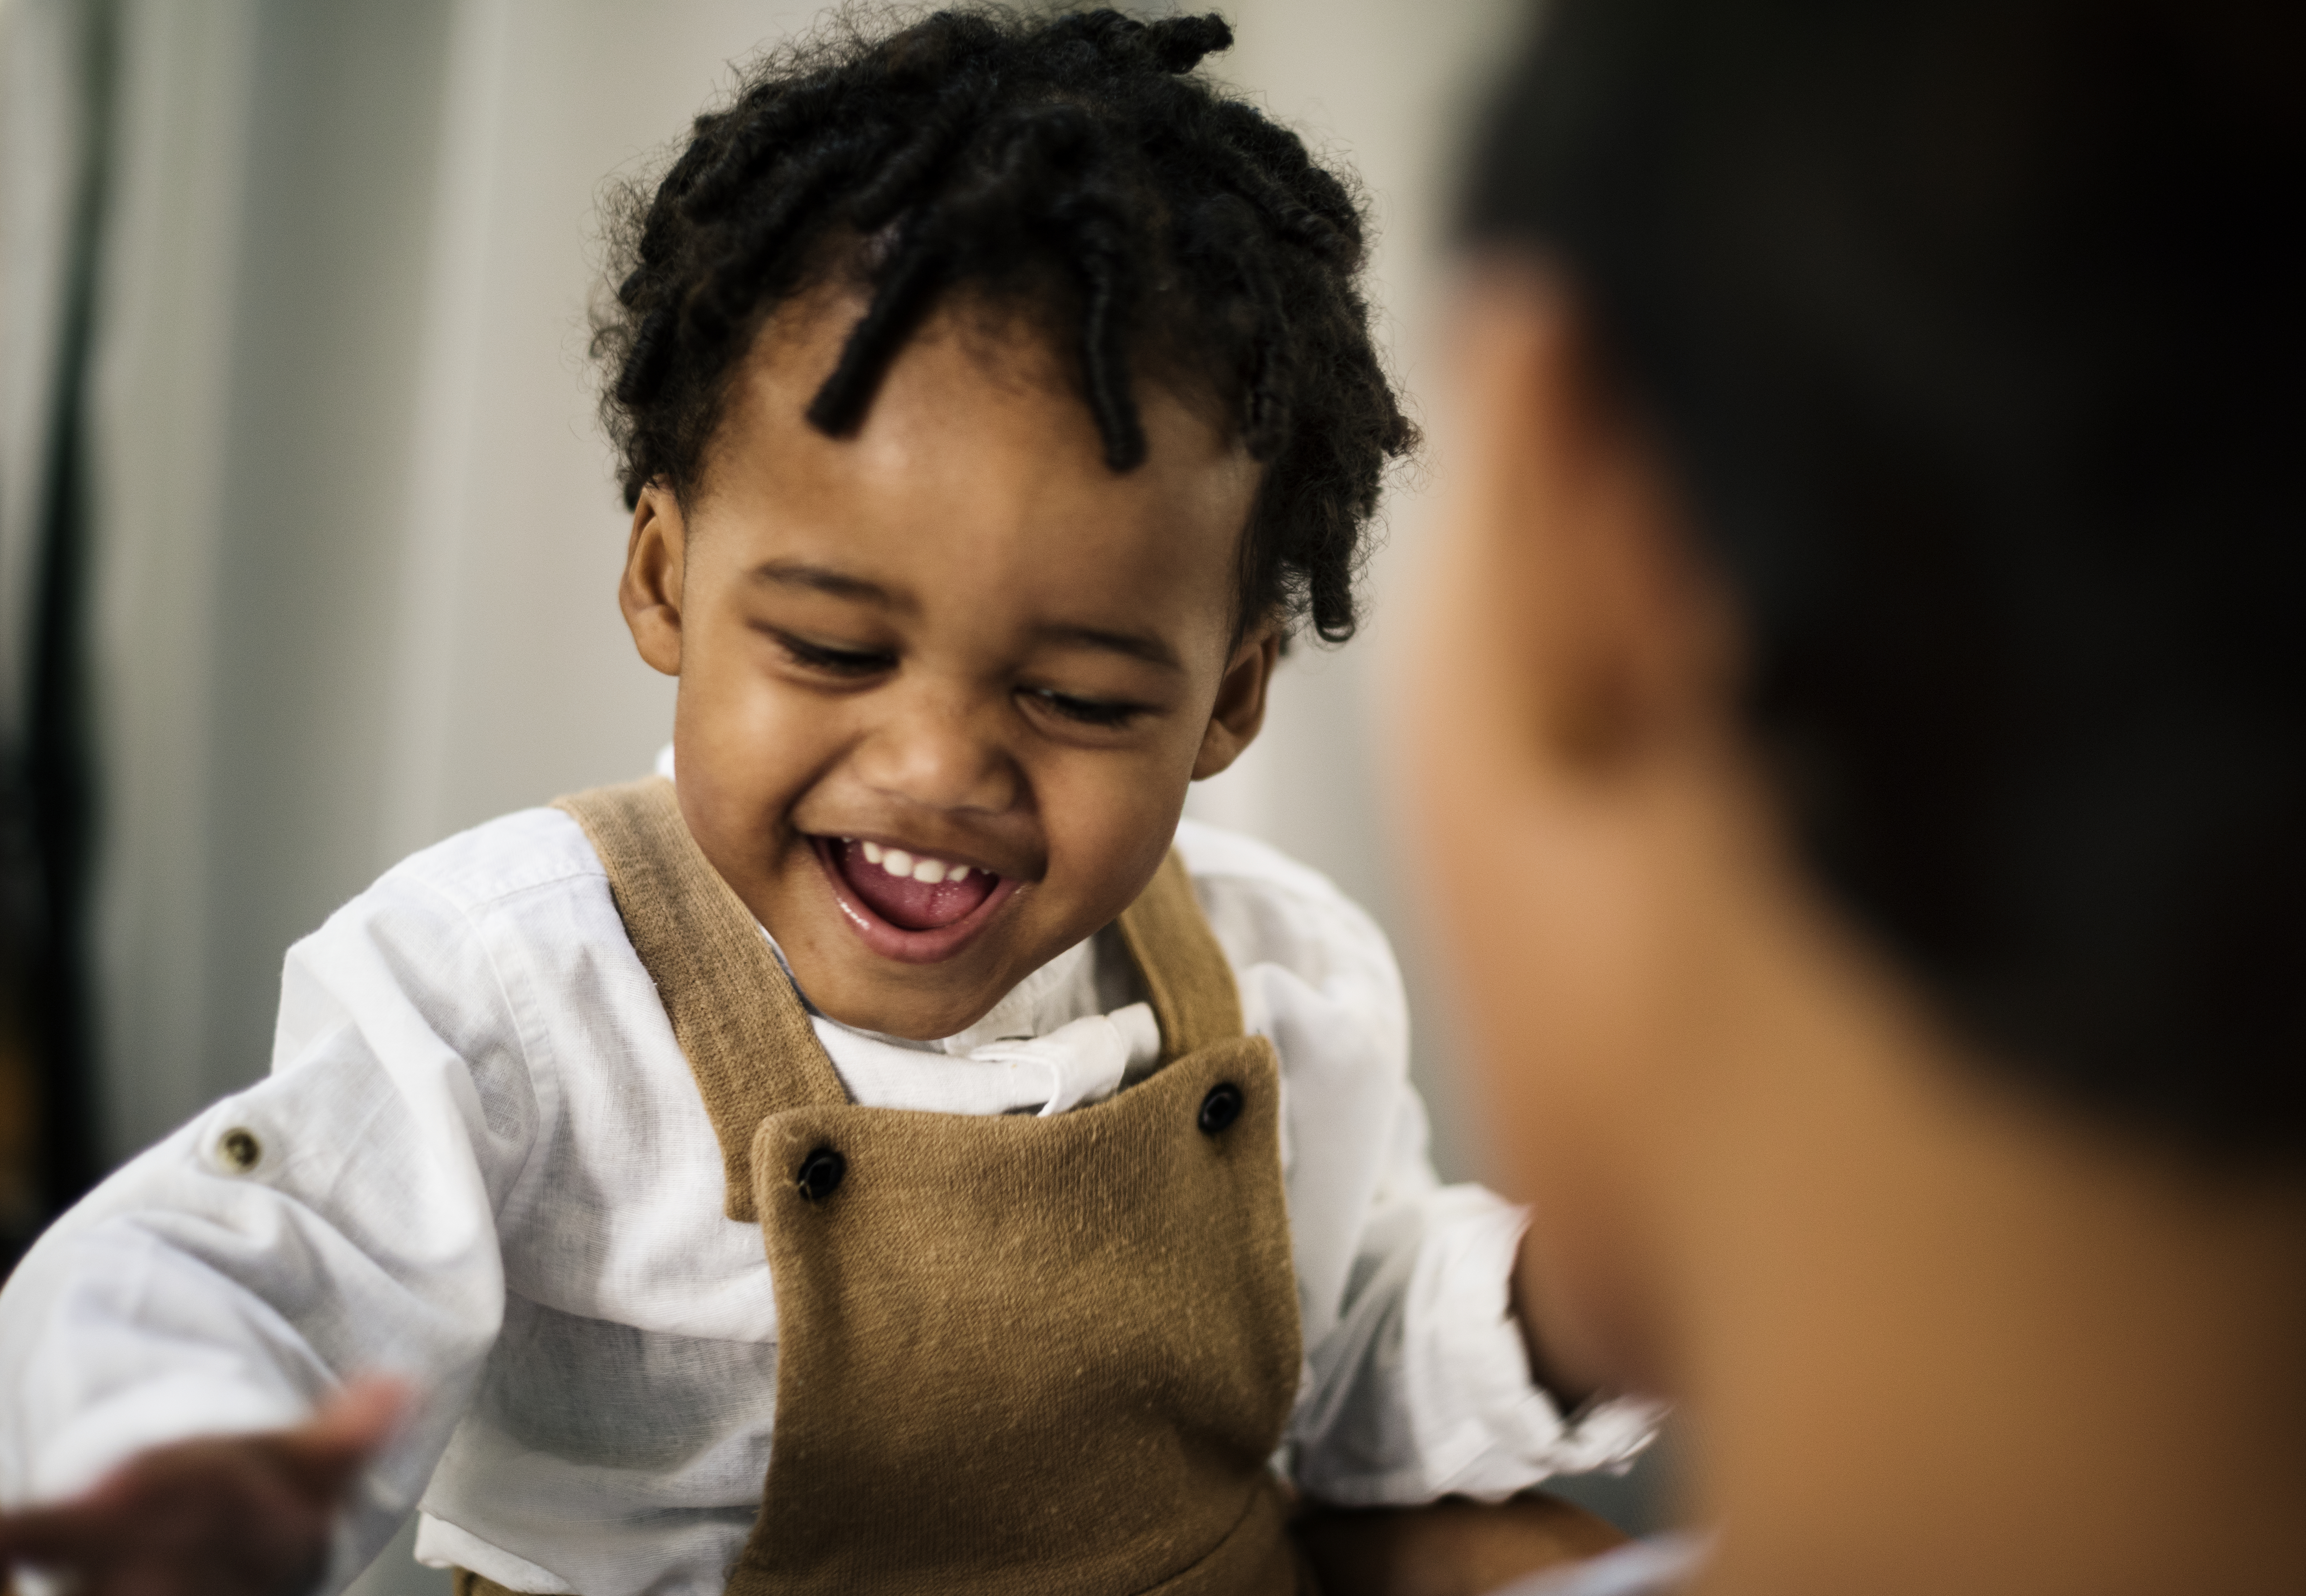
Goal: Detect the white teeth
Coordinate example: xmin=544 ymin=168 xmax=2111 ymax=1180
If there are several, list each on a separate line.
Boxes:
xmin=854 ymin=841 xmax=978 ymax=885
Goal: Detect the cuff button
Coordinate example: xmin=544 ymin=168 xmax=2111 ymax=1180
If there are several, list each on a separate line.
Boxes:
xmin=218 ymin=1127 xmax=262 ymax=1172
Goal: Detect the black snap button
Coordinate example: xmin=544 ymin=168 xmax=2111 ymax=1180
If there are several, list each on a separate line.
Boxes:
xmin=1198 ymin=1083 xmax=1243 ymax=1136
xmin=795 ymin=1146 xmax=846 ymax=1202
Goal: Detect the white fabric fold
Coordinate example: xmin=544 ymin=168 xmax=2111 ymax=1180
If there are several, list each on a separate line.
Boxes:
xmin=815 ymin=1005 xmax=1160 ymax=1117
xmin=974 ymin=1004 xmax=1160 ymax=1116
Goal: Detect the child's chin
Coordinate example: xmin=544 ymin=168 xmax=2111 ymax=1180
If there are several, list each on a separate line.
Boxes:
xmin=809 ymin=971 xmax=1000 ymax=1043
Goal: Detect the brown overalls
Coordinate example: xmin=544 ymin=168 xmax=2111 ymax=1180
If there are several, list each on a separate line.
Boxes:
xmin=457 ymin=777 xmax=1306 ymax=1596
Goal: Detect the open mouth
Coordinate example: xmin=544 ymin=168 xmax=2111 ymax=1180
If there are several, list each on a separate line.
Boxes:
xmin=812 ymin=836 xmax=1018 ymax=963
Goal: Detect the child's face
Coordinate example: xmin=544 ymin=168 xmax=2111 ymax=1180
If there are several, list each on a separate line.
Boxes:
xmin=621 ymin=289 xmax=1271 ymax=1040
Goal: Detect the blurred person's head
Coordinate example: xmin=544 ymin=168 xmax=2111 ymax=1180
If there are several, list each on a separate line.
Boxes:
xmin=1408 ymin=0 xmax=2303 ymax=1588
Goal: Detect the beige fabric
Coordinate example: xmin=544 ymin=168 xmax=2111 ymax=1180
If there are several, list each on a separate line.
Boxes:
xmin=536 ymin=777 xmax=1305 ymax=1596
xmin=1115 ymin=850 xmax=1244 ymax=1058
xmin=741 ymin=1035 xmax=1300 ymax=1596
xmin=553 ymin=778 xmax=844 ymax=1222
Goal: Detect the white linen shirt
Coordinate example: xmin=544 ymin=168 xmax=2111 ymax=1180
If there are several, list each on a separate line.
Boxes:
xmin=0 ymin=798 xmax=1657 ymax=1596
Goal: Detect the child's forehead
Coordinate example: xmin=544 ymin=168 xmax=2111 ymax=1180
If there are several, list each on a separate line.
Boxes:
xmin=693 ymin=289 xmax=1259 ymax=619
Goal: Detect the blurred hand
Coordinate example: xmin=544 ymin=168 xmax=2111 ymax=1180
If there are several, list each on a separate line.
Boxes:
xmin=0 ymin=1377 xmax=404 ymax=1596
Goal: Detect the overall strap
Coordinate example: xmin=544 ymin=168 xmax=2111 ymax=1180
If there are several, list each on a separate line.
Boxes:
xmin=1114 ymin=848 xmax=1243 ymax=1059
xmin=554 ymin=776 xmax=846 ymax=1223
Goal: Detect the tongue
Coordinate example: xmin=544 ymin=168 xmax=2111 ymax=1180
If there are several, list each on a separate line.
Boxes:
xmin=834 ymin=840 xmax=998 ymax=931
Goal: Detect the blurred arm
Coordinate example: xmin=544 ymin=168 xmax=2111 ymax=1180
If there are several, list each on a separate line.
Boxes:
xmin=0 ymin=869 xmax=538 ymax=1591
xmin=1193 ymin=849 xmax=1661 ymax=1507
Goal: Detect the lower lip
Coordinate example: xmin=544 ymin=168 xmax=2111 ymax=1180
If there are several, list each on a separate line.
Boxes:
xmin=809 ymin=837 xmax=1022 ymax=965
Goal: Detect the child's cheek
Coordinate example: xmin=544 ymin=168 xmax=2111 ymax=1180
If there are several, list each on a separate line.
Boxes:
xmin=1038 ymin=743 xmax=1191 ymax=920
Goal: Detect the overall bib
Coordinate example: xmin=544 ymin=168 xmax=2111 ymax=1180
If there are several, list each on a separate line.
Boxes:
xmin=458 ymin=777 xmax=1306 ymax=1596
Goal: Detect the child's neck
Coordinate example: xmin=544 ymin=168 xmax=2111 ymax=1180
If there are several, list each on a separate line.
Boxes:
xmin=794 ymin=926 xmax=1104 ymax=1048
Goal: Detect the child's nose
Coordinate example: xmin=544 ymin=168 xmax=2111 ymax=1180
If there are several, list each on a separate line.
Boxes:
xmin=852 ymin=690 xmax=1020 ymax=816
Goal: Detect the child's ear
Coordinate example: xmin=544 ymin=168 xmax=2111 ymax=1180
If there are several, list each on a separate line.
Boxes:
xmin=619 ymin=482 xmax=688 ymax=677
xmin=1191 ymin=625 xmax=1281 ymax=780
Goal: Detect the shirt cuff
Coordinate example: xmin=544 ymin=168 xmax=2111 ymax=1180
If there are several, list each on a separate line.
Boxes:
xmin=1411 ymin=1181 xmax=1670 ymax=1494
xmin=1411 ymin=1189 xmax=1666 ymax=1500
xmin=1299 ymin=1183 xmax=1666 ymax=1506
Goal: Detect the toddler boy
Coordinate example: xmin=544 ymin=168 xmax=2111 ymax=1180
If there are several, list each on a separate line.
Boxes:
xmin=0 ymin=12 xmax=1655 ymax=1595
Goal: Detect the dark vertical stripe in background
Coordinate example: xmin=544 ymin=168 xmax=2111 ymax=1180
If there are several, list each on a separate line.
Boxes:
xmin=2 ymin=0 xmax=116 ymax=1271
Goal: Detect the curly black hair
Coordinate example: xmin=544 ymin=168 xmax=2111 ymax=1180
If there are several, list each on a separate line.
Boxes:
xmin=594 ymin=6 xmax=1415 ymax=643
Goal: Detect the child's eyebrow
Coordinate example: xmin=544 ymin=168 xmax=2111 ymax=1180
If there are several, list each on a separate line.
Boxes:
xmin=749 ymin=559 xmax=905 ymax=609
xmin=1033 ymin=625 xmax=1182 ymax=671
xmin=751 ymin=559 xmax=1180 ymax=670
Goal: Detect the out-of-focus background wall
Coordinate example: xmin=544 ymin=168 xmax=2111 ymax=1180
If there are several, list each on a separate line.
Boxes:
xmin=0 ymin=1 xmax=1671 ymax=1585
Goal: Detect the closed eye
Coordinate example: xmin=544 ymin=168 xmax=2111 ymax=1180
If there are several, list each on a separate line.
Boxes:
xmin=1024 ymin=687 xmax=1148 ymax=729
xmin=766 ymin=628 xmax=896 ymax=678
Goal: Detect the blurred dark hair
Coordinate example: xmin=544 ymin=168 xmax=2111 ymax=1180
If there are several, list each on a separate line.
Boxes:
xmin=1464 ymin=0 xmax=2304 ymax=1155
xmin=594 ymin=6 xmax=1414 ymax=644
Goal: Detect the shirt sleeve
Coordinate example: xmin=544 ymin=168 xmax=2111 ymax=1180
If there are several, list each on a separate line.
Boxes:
xmin=0 ymin=865 xmax=542 ymax=1591
xmin=1178 ymin=822 xmax=1662 ymax=1506
xmin=1288 ymin=1167 xmax=1667 ymax=1504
